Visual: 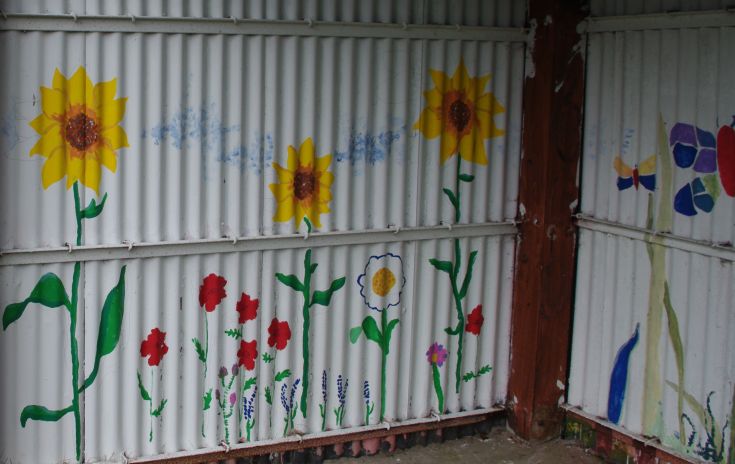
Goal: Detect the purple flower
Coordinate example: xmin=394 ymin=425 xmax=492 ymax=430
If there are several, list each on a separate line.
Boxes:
xmin=363 ymin=380 xmax=371 ymax=405
xmin=243 ymin=386 xmax=258 ymax=420
xmin=229 ymin=392 xmax=237 ymax=406
xmin=215 ymin=388 xmax=221 ymax=400
xmin=218 ymin=366 xmax=228 ymax=379
xmin=337 ymin=375 xmax=349 ymax=407
xmin=231 ymin=363 xmax=239 ymax=376
xmin=426 ymin=343 xmax=448 ymax=367
xmin=281 ymin=379 xmax=301 ymax=413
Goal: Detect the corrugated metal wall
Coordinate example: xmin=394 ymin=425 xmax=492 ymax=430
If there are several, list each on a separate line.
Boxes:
xmin=0 ymin=1 xmax=525 ymax=462
xmin=569 ymin=5 xmax=735 ymax=463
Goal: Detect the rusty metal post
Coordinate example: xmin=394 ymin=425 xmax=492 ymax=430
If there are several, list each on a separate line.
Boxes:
xmin=507 ymin=0 xmax=587 ymax=440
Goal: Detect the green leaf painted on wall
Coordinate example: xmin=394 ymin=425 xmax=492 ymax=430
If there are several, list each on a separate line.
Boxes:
xmin=137 ymin=371 xmax=151 ymax=401
xmin=311 ymin=277 xmax=346 ymax=307
xmin=3 ymin=273 xmax=70 ymax=330
xmin=20 ymin=404 xmax=73 ymax=427
xmin=202 ymin=389 xmax=213 ymax=411
xmin=349 ymin=326 xmax=362 ymax=344
xmin=275 ymin=369 xmax=292 ymax=382
xmin=79 ymin=266 xmax=126 ymax=392
xmin=361 ymin=316 xmax=382 ymax=346
xmin=429 ymin=259 xmax=453 ymax=275
xmin=151 ymin=399 xmax=168 ymax=417
xmin=276 ymin=273 xmax=304 ymax=292
xmin=79 ymin=193 xmax=108 ymax=220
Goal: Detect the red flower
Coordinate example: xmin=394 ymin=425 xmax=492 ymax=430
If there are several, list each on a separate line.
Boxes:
xmin=267 ymin=318 xmax=292 ymax=350
xmin=236 ymin=292 xmax=259 ymax=324
xmin=199 ymin=274 xmax=227 ymax=312
xmin=237 ymin=340 xmax=258 ymax=370
xmin=465 ymin=304 xmax=484 ymax=335
xmin=140 ymin=328 xmax=169 ymax=366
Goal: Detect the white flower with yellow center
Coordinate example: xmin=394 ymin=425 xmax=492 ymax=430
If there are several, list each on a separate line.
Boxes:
xmin=357 ymin=253 xmax=406 ymax=311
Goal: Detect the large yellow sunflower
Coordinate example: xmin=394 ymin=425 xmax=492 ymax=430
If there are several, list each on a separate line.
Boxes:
xmin=413 ymin=60 xmax=505 ymax=165
xmin=269 ymin=137 xmax=334 ymax=229
xmin=29 ymin=67 xmax=129 ymax=194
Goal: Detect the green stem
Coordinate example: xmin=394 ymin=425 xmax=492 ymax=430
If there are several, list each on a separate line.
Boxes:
xmin=432 ymin=363 xmax=444 ymax=414
xmin=149 ymin=370 xmax=154 ymax=442
xmin=70 ymin=182 xmax=83 ymax=461
xmin=728 ymin=385 xmax=735 ymax=464
xmin=201 ymin=312 xmax=209 ymax=438
xmin=451 ymin=155 xmax=465 ymax=394
xmin=380 ymin=310 xmax=388 ymax=421
xmin=300 ymin=250 xmax=312 ymax=418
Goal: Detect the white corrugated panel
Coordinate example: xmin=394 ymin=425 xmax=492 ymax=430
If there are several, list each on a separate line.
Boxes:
xmin=570 ymin=13 xmax=735 ymax=464
xmin=0 ymin=0 xmax=526 ymax=28
xmin=0 ymin=2 xmax=524 ymax=462
xmin=591 ymin=0 xmax=733 ymax=16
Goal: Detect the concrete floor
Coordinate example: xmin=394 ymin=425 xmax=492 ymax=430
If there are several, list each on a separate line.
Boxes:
xmin=332 ymin=427 xmax=603 ymax=464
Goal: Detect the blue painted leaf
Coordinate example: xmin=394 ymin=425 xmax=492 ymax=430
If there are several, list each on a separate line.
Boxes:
xmin=674 ymin=183 xmax=697 ymax=216
xmin=607 ymin=323 xmax=640 ymax=424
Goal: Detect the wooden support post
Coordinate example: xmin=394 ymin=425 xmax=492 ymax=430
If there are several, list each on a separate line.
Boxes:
xmin=507 ymin=0 xmax=587 ymax=440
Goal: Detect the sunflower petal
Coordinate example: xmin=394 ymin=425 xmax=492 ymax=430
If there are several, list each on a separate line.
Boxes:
xmin=424 ymin=88 xmax=443 ymax=107
xmin=30 ymin=126 xmax=64 ymax=158
xmin=40 ymin=87 xmax=67 ymax=117
xmin=318 ymin=171 xmax=334 ymax=188
xmin=41 ymin=151 xmax=67 ymax=189
xmin=79 ymin=156 xmax=102 ymax=194
xmin=99 ymin=146 xmax=118 ymax=172
xmin=93 ymin=78 xmax=118 ymax=108
xmin=459 ymin=130 xmax=488 ymax=166
xmin=475 ymin=92 xmax=505 ymax=114
xmin=466 ymin=74 xmax=491 ymax=101
xmin=52 ymin=68 xmax=67 ymax=91
xmin=315 ymin=153 xmax=332 ymax=173
xmin=66 ymin=158 xmax=83 ymax=189
xmin=450 ymin=60 xmax=471 ymax=92
xmin=29 ymin=113 xmax=58 ymax=134
xmin=269 ymin=182 xmax=293 ymax=202
xmin=317 ymin=183 xmax=333 ymax=203
xmin=414 ymin=108 xmax=442 ymax=139
xmin=99 ymin=98 xmax=128 ymax=129
xmin=285 ymin=145 xmax=299 ymax=171
xmin=298 ymin=137 xmax=315 ymax=167
xmin=429 ymin=69 xmax=449 ymax=91
xmin=439 ymin=133 xmax=458 ymax=164
xmin=273 ymin=162 xmax=294 ymax=182
xmin=68 ymin=67 xmax=94 ymax=106
xmin=101 ymin=124 xmax=130 ymax=150
xmin=273 ymin=197 xmax=295 ymax=223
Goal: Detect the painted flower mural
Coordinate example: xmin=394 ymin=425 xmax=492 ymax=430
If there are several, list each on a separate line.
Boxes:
xmin=137 ymin=328 xmax=169 ymax=442
xmin=427 ymin=343 xmax=448 ymax=413
xmin=29 ymin=67 xmax=129 ymax=194
xmin=2 ymin=66 xmax=129 ymax=462
xmin=269 ymin=137 xmax=334 ymax=230
xmin=267 ymin=318 xmax=292 ymax=351
xmin=413 ymin=59 xmax=504 ymax=166
xmin=350 ymin=253 xmax=406 ymax=421
xmin=199 ymin=274 xmax=227 ymax=312
xmin=465 ymin=304 xmax=484 ymax=335
xmin=237 ymin=339 xmax=259 ymax=371
xmin=414 ymin=60 xmax=502 ymax=394
xmin=236 ymin=292 xmax=259 ymax=323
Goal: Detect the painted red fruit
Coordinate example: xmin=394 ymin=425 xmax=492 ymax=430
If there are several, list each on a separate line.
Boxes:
xmin=717 ymin=125 xmax=735 ymax=197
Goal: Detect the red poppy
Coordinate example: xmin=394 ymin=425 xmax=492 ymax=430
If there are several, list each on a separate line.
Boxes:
xmin=267 ymin=318 xmax=292 ymax=350
xmin=140 ymin=328 xmax=169 ymax=366
xmin=236 ymin=292 xmax=259 ymax=324
xmin=237 ymin=339 xmax=258 ymax=370
xmin=199 ymin=274 xmax=227 ymax=312
xmin=465 ymin=304 xmax=484 ymax=335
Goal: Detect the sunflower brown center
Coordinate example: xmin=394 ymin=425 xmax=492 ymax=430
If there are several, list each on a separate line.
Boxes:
xmin=449 ymin=99 xmax=471 ymax=133
xmin=294 ymin=170 xmax=316 ymax=200
xmin=65 ymin=112 xmax=99 ymax=151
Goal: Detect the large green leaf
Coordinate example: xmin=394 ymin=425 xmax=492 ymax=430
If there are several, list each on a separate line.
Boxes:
xmin=275 ymin=273 xmax=304 ymax=292
xmin=429 ymin=259 xmax=453 ymax=275
xmin=311 ymin=277 xmax=346 ymax=307
xmin=79 ymin=266 xmax=126 ymax=392
xmin=79 ymin=193 xmax=108 ymax=220
xmin=20 ymin=404 xmax=73 ymax=427
xmin=3 ymin=273 xmax=70 ymax=330
xmin=361 ymin=316 xmax=382 ymax=346
xmin=458 ymin=250 xmax=479 ymax=299
xmin=442 ymin=188 xmax=459 ymax=209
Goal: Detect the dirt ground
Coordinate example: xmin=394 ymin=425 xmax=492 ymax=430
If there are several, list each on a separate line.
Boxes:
xmin=332 ymin=427 xmax=602 ymax=464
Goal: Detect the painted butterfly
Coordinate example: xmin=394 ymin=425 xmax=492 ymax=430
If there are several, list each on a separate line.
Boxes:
xmin=614 ymin=155 xmax=656 ymax=192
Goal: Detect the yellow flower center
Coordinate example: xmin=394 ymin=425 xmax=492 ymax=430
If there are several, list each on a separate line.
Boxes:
xmin=431 ymin=353 xmax=439 ymax=364
xmin=371 ymin=267 xmax=396 ymax=297
xmin=444 ymin=91 xmax=474 ymax=137
xmin=294 ymin=168 xmax=316 ymax=201
xmin=62 ymin=105 xmax=101 ymax=155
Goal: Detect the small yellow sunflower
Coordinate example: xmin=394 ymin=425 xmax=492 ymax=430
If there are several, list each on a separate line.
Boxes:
xmin=413 ymin=60 xmax=505 ymax=165
xmin=269 ymin=137 xmax=334 ymax=229
xmin=29 ymin=67 xmax=129 ymax=194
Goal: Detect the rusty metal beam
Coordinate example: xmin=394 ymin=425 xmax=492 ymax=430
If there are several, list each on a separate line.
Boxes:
xmin=507 ymin=0 xmax=587 ymax=440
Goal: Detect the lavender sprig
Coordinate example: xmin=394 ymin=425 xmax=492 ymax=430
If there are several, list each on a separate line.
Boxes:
xmin=281 ymin=378 xmax=301 ymax=435
xmin=243 ymin=385 xmax=257 ymax=442
xmin=333 ymin=375 xmax=349 ymax=427
xmin=319 ymin=370 xmax=328 ymax=431
xmin=363 ymin=380 xmax=374 ymax=425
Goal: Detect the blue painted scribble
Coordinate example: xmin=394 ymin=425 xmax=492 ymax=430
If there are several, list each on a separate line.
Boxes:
xmin=218 ymin=133 xmax=275 ymax=175
xmin=607 ymin=323 xmax=640 ymax=425
xmin=334 ymin=130 xmax=402 ymax=166
xmin=0 ymin=111 xmax=21 ymax=157
xmin=146 ymin=104 xmax=239 ymax=152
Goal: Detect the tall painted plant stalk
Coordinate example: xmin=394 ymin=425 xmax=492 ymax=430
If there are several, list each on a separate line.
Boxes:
xmin=276 ymin=248 xmax=345 ymax=418
xmin=3 ymin=183 xmax=126 ymax=462
xmin=429 ymin=155 xmax=480 ymax=394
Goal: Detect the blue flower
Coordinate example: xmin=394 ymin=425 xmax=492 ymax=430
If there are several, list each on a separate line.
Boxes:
xmin=337 ymin=375 xmax=349 ymax=407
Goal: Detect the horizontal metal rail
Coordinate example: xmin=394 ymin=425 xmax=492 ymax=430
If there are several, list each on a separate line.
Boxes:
xmin=575 ymin=214 xmax=735 ymax=262
xmin=583 ymin=9 xmax=735 ymax=33
xmin=0 ymin=13 xmax=528 ymax=42
xmin=0 ymin=222 xmax=518 ymax=266
xmin=132 ymin=407 xmax=505 ymax=463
